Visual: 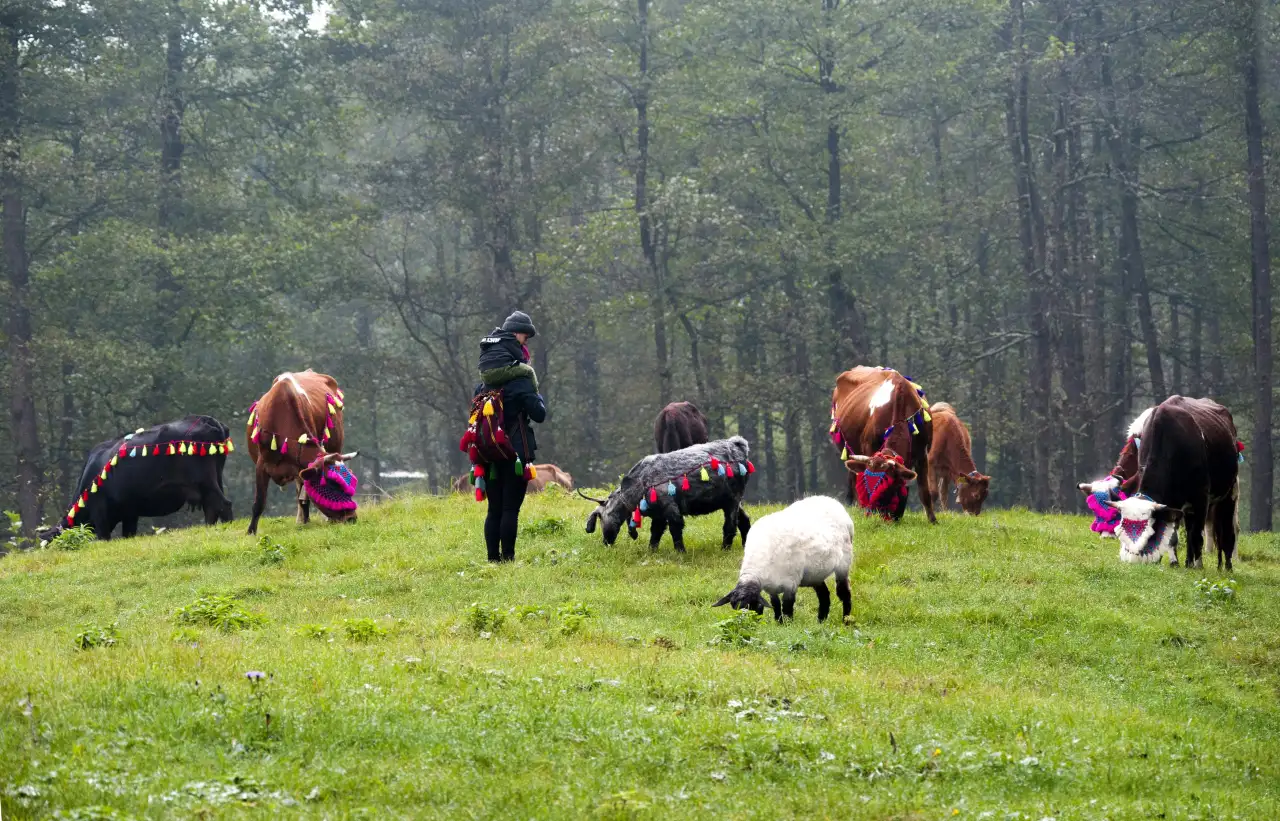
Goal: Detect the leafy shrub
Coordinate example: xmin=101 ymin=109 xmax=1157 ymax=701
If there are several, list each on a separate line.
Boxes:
xmin=299 ymin=623 xmax=331 ymax=640
xmin=1194 ymin=577 xmax=1236 ymax=606
xmin=74 ymin=622 xmax=119 ymax=650
xmin=514 ymin=604 xmax=548 ymax=621
xmin=174 ymin=595 xmax=266 ymax=633
xmin=342 ymin=618 xmax=387 ymax=642
xmin=557 ymin=601 xmax=592 ymax=636
xmin=711 ymin=609 xmax=765 ymax=648
xmin=257 ymin=535 xmax=288 ymax=565
xmin=48 ymin=525 xmax=96 ymax=551
xmin=523 ymin=517 xmax=569 ymax=538
xmin=466 ymin=602 xmax=506 ymax=634
xmin=171 ymin=627 xmax=201 ymax=644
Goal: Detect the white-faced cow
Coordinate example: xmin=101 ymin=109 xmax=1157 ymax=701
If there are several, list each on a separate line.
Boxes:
xmin=832 ymin=367 xmax=936 ymax=523
xmin=246 ymin=370 xmax=358 ymax=535
xmin=654 ymin=401 xmax=710 ymax=453
xmin=1104 ymin=396 xmax=1242 ymax=570
xmin=51 ymin=415 xmax=234 ymax=540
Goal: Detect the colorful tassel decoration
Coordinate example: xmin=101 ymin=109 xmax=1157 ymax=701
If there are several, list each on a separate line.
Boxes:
xmin=640 ymin=499 xmax=649 ymax=513
xmin=476 ymin=477 xmax=486 ymax=492
xmin=226 ymin=440 xmax=234 ymax=453
xmin=168 ymin=444 xmax=176 ymax=456
xmin=129 ymin=448 xmax=137 ymax=458
xmin=270 ymin=435 xmax=278 ymax=451
xmin=299 ymin=433 xmax=310 ymax=445
xmin=667 ymin=481 xmax=677 ymax=496
xmin=726 ymin=464 xmax=735 ymax=477
xmin=648 ymin=487 xmax=658 ymax=503
xmin=473 ymin=465 xmax=485 ymax=478
xmin=251 ymin=427 xmax=261 ymax=442
xmin=718 ymin=463 xmax=727 ymax=477
xmin=280 ymin=439 xmax=288 ymax=454
xmin=700 ymin=467 xmax=710 ymax=482
xmin=100 ymin=468 xmax=109 ymax=480
xmin=475 ymin=488 xmax=485 ymax=502
xmin=738 ymin=462 xmax=746 ymax=475
xmin=922 ymin=410 xmax=932 ymax=422
xmin=746 ymin=461 xmax=755 ymax=474
xmin=515 ymin=458 xmax=524 ymax=476
xmin=153 ymin=445 xmax=161 ymax=456
xmin=681 ymin=475 xmax=690 ymax=491
xmin=118 ymin=446 xmax=127 ymax=458
xmin=323 ymin=426 xmax=331 ymax=440
xmin=841 ymin=447 xmax=849 ymax=460
xmin=110 ymin=455 xmax=118 ymax=467
xmin=529 ymin=464 xmax=538 ymax=480
xmin=90 ymin=482 xmax=98 ymax=494
xmin=710 ymin=457 xmax=720 ymax=471
xmin=482 ymin=399 xmax=495 ymax=417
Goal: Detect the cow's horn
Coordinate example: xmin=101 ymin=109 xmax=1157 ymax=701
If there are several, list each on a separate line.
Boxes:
xmin=576 ymin=488 xmax=607 ymax=505
xmin=339 ymin=451 xmax=359 ymax=460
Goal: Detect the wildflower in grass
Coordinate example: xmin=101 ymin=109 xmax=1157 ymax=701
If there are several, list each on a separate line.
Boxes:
xmin=245 ymin=671 xmax=267 ymax=681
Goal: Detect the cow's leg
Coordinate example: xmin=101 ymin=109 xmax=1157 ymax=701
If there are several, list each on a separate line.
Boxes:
xmin=121 ymin=516 xmax=139 ymax=538
xmin=735 ymin=505 xmax=751 ymax=544
xmin=915 ymin=451 xmax=938 ymax=525
xmin=781 ymin=590 xmax=796 ymax=621
xmin=247 ymin=465 xmax=270 ymax=536
xmin=1213 ymin=490 xmax=1238 ymax=572
xmin=295 ymin=479 xmax=310 ymax=525
xmin=1184 ymin=508 xmax=1206 ymax=570
xmin=649 ymin=516 xmax=669 ymax=552
xmin=813 ymin=581 xmax=831 ymax=622
xmin=721 ymin=504 xmax=739 ymax=549
xmin=769 ymin=593 xmax=782 ymax=622
xmin=835 ymin=574 xmax=853 ymax=621
xmin=933 ymin=471 xmax=950 ymax=512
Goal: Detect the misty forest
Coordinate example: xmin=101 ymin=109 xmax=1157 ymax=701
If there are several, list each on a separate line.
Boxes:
xmin=1 ymin=0 xmax=1277 ymax=543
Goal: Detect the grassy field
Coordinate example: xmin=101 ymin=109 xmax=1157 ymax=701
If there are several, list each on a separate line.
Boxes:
xmin=2 ymin=490 xmax=1279 ymax=820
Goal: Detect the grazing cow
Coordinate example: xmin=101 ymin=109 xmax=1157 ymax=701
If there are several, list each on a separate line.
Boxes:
xmin=654 ymin=401 xmax=710 ymax=453
xmin=580 ymin=436 xmax=753 ymax=552
xmin=831 ymin=367 xmax=937 ymax=524
xmin=927 ymin=402 xmax=991 ymax=515
xmin=529 ymin=463 xmax=574 ymax=492
xmin=1103 ymin=396 xmax=1241 ymax=570
xmin=246 ymin=370 xmax=358 ymax=535
xmin=51 ymin=416 xmax=234 ymax=540
xmin=452 ymin=473 xmax=470 ymax=493
xmin=1077 ymin=407 xmax=1153 ymax=537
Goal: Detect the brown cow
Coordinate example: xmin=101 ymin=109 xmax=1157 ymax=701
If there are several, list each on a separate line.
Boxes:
xmin=246 ymin=370 xmax=357 ymax=535
xmin=832 ymin=367 xmax=936 ymax=524
xmin=528 ymin=463 xmax=574 ymax=493
xmin=655 ymin=401 xmax=710 ymax=453
xmin=451 ymin=473 xmax=470 ymax=493
xmin=927 ymin=402 xmax=991 ymax=515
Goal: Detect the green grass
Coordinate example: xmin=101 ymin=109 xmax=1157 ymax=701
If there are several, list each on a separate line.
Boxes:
xmin=2 ymin=493 xmax=1279 ymax=820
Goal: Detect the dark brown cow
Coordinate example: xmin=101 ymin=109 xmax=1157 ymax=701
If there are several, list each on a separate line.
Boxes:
xmin=246 ymin=370 xmax=356 ymax=535
xmin=451 ymin=473 xmax=470 ymax=493
xmin=654 ymin=401 xmax=710 ymax=453
xmin=1104 ymin=396 xmax=1241 ymax=570
xmin=927 ymin=402 xmax=991 ymax=515
xmin=832 ymin=367 xmax=936 ymax=524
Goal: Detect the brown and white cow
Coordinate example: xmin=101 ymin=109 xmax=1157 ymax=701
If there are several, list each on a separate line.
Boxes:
xmin=529 ymin=463 xmax=574 ymax=493
xmin=246 ymin=370 xmax=357 ymax=535
xmin=927 ymin=402 xmax=991 ymax=515
xmin=1103 ymin=396 xmax=1241 ymax=570
xmin=832 ymin=367 xmax=936 ymax=524
xmin=655 ymin=401 xmax=710 ymax=453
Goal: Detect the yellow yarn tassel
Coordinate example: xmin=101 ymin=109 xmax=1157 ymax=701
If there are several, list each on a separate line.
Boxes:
xmin=270 ymin=435 xmax=278 ymax=451
xmin=922 ymin=410 xmax=932 ymax=422
xmin=168 ymin=444 xmax=176 ymax=455
xmin=841 ymin=446 xmax=849 ymax=460
xmin=110 ymin=455 xmax=118 ymax=466
xmin=482 ymin=399 xmax=494 ymax=417
xmin=469 ymin=412 xmax=478 ymax=425
xmin=323 ymin=426 xmax=330 ymax=439
xmin=91 ymin=483 xmax=98 ymax=494
xmin=529 ymin=465 xmax=538 ymax=479
xmin=700 ymin=467 xmax=710 ymax=482
xmin=100 ymin=468 xmax=108 ymax=480
xmin=226 ymin=441 xmax=234 ymax=452
xmin=298 ymin=433 xmax=310 ymax=444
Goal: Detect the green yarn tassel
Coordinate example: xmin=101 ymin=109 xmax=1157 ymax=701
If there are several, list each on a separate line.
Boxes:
xmin=515 ymin=458 xmax=523 ymax=476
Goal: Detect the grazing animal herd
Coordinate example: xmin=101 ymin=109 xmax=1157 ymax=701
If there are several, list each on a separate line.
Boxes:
xmin=41 ymin=362 xmax=1248 ymax=621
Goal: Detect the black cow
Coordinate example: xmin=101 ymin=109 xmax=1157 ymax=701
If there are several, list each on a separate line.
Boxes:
xmin=654 ymin=401 xmax=710 ymax=453
xmin=51 ymin=415 xmax=234 ymax=540
xmin=1106 ymin=396 xmax=1241 ymax=570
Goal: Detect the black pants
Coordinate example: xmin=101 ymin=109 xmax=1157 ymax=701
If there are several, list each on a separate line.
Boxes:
xmin=484 ymin=462 xmax=528 ymax=562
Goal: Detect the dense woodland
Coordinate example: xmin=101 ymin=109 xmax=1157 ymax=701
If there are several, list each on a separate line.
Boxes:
xmin=0 ymin=0 xmax=1276 ymax=543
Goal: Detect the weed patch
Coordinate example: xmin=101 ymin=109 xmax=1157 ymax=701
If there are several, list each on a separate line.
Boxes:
xmin=174 ymin=595 xmax=266 ymax=632
xmin=710 ymin=609 xmax=765 ymax=647
xmin=46 ymin=525 xmax=96 ymax=551
xmin=342 ymin=617 xmax=387 ymax=642
xmin=74 ymin=621 xmax=119 ymax=650
xmin=466 ymin=602 xmax=505 ymax=634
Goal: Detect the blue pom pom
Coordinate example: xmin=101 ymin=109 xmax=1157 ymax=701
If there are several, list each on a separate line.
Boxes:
xmin=640 ymin=499 xmax=649 ymax=512
xmin=476 ymin=477 xmax=486 ymax=491
xmin=738 ymin=462 xmax=746 ymax=475
xmin=667 ymin=481 xmax=676 ymax=496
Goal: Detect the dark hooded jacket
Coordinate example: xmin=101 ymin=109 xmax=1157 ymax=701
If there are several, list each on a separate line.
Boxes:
xmin=476 ymin=329 xmax=546 ymax=462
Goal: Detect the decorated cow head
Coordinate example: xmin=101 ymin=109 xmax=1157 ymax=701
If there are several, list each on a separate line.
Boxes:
xmin=845 ymin=450 xmax=916 ymax=521
xmin=955 ymin=471 xmax=991 ymax=515
xmin=1078 ymin=475 xmax=1124 ymax=537
xmin=300 ymin=451 xmax=360 ymax=522
xmin=1105 ymin=495 xmax=1180 ymax=564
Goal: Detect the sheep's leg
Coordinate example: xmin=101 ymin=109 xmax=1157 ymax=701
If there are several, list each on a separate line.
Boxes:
xmin=769 ymin=593 xmax=782 ymax=622
xmin=665 ymin=509 xmax=686 ymax=553
xmin=649 ymin=516 xmax=669 ymax=552
xmin=813 ymin=582 xmax=831 ymax=622
xmin=835 ymin=576 xmax=852 ymax=621
xmin=781 ymin=591 xmax=796 ymax=621
xmin=721 ymin=504 xmax=739 ymax=550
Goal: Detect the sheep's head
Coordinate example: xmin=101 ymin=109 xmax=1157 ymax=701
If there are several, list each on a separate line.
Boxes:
xmin=1107 ymin=495 xmax=1180 ymax=562
xmin=712 ymin=579 xmax=765 ymax=615
xmin=1079 ymin=475 xmax=1123 ymax=537
xmin=579 ymin=485 xmax=635 ymax=546
xmin=300 ymin=451 xmax=359 ymax=522
xmin=955 ymin=471 xmax=991 ymax=515
xmin=845 ymin=450 xmax=916 ymax=519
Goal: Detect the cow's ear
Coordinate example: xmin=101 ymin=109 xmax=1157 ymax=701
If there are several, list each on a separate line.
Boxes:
xmin=712 ymin=592 xmax=733 ymax=607
xmin=892 ymin=464 xmax=917 ymax=482
xmin=844 ymin=456 xmax=871 ymax=474
xmin=1078 ymin=482 xmax=1094 ymax=495
xmin=974 ymin=474 xmax=991 ymax=486
xmin=586 ymin=509 xmax=601 ymax=533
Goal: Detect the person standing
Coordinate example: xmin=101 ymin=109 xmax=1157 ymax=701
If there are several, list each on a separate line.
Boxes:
xmin=476 ymin=311 xmax=546 ymax=562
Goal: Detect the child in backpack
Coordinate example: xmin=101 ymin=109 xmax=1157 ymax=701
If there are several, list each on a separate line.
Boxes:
xmin=475 ymin=311 xmax=546 ymax=562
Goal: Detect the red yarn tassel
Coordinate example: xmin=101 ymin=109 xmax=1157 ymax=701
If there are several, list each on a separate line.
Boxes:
xmin=746 ymin=461 xmax=756 ymax=474
xmin=710 ymin=457 xmax=720 ymax=470
xmin=681 ymin=475 xmax=690 ymax=491
xmin=473 ymin=464 xmax=485 ymax=478
xmin=726 ymin=464 xmax=735 ymax=478
xmin=118 ymin=446 xmax=127 ymax=458
xmin=475 ymin=488 xmax=485 ymax=502
xmin=648 ymin=487 xmax=658 ymax=503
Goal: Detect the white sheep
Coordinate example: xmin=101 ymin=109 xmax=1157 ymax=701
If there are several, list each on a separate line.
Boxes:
xmin=712 ymin=496 xmax=854 ymax=622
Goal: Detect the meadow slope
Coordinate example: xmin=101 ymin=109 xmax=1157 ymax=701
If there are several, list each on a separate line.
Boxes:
xmin=2 ymin=491 xmax=1279 ymax=820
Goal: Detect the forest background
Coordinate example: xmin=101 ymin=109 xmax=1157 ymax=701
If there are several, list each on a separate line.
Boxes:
xmin=0 ymin=0 xmax=1276 ymax=542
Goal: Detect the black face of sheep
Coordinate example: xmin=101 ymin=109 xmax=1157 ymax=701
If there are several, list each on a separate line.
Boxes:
xmin=712 ymin=580 xmax=766 ymax=615
xmin=579 ymin=486 xmax=636 ymax=546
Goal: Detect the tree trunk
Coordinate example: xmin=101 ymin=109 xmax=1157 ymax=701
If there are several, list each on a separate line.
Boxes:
xmin=578 ymin=318 xmax=601 ymax=481
xmin=1189 ymin=303 xmax=1203 ymax=397
xmin=634 ymin=0 xmax=671 ymax=406
xmin=159 ymin=1 xmax=186 ymax=233
xmin=1099 ymin=7 xmax=1163 ymax=399
xmin=1242 ymin=0 xmax=1273 ymax=531
xmin=1 ymin=11 xmax=40 ymax=538
xmin=1004 ymin=0 xmax=1052 ymax=510
xmin=1169 ymin=297 xmax=1182 ymax=394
